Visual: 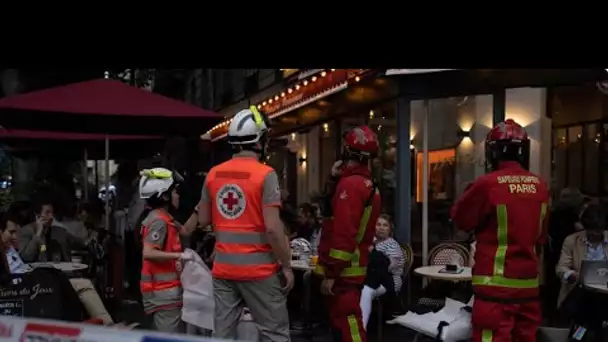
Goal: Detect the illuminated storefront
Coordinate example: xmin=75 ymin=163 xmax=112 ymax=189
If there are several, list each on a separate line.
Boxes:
xmin=206 ymin=68 xmax=608 ymax=261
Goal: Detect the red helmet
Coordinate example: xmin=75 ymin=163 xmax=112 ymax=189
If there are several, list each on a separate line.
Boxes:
xmin=485 ymin=119 xmax=530 ymax=171
xmin=486 ymin=119 xmax=529 ymax=143
xmin=343 ymin=125 xmax=379 ymax=159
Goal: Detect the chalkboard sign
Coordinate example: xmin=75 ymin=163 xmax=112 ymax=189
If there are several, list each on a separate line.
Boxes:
xmin=0 ymin=268 xmax=85 ymax=321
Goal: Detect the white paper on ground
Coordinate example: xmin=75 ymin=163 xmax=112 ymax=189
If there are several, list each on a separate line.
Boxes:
xmin=387 ymin=297 xmax=472 ymax=341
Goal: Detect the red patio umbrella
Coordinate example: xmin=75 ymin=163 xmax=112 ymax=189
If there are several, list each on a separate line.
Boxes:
xmin=0 ymin=78 xmax=221 ymax=135
xmin=0 ymin=79 xmax=221 ymax=226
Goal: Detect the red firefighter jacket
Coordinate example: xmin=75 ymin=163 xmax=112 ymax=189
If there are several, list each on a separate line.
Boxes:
xmin=315 ymin=164 xmax=381 ymax=285
xmin=451 ymin=161 xmax=550 ymax=300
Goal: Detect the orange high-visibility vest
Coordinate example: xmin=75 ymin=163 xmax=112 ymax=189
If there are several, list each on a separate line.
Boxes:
xmin=140 ymin=209 xmax=183 ymax=313
xmin=206 ymin=158 xmax=280 ymax=281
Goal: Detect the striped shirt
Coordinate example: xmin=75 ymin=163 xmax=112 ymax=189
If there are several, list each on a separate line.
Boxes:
xmin=375 ymin=237 xmax=404 ymax=292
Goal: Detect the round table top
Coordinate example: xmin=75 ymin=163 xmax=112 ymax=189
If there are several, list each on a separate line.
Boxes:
xmin=291 ymin=260 xmax=315 ymax=272
xmin=29 ymin=262 xmax=88 ymax=272
xmin=584 ymin=283 xmax=608 ymax=294
xmin=414 ymin=265 xmax=472 ymax=281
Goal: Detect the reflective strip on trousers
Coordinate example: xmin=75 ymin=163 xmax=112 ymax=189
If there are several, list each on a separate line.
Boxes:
xmin=141 ymin=272 xmax=179 ymax=282
xmin=215 ymin=231 xmax=269 ymax=244
xmin=142 ymin=286 xmax=183 ymax=311
xmin=482 ymin=329 xmax=492 ymax=342
xmin=313 ymin=264 xmax=366 ymax=277
xmin=215 ymin=251 xmax=276 ymax=265
xmin=321 ymin=203 xmax=372 ymax=277
xmin=347 ymin=314 xmax=362 ymax=342
xmin=472 ymin=203 xmax=546 ymax=289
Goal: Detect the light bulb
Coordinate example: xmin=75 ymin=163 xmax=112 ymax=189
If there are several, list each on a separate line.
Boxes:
xmin=288 ymin=88 xmax=293 ymax=93
xmin=355 ymin=76 xmax=360 ymax=82
xmin=311 ymin=76 xmax=317 ymax=82
xmin=321 ymin=71 xmax=327 ymax=77
xmin=303 ymin=80 xmax=308 ymax=86
xmin=281 ymin=92 xmax=286 ymax=97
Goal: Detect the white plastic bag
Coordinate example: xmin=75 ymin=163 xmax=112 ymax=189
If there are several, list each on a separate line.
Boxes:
xmin=181 ymin=248 xmax=214 ymax=331
xmin=387 ymin=297 xmax=473 ymax=341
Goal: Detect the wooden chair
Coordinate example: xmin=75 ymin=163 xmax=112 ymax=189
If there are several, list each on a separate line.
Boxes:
xmin=376 ymin=244 xmax=414 ymax=341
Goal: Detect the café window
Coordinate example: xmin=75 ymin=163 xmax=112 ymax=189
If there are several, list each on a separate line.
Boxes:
xmin=552 ymin=122 xmax=602 ymax=195
xmin=416 ymin=148 xmax=456 ymax=202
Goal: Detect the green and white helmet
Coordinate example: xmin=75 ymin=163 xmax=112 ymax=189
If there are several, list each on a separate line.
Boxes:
xmin=227 ymin=106 xmax=271 ymax=145
xmin=138 ymin=167 xmax=184 ymax=199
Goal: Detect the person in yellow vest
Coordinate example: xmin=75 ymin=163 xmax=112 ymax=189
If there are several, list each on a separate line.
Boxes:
xmin=198 ymin=106 xmax=293 ymax=342
xmin=139 ymin=167 xmax=195 ymax=333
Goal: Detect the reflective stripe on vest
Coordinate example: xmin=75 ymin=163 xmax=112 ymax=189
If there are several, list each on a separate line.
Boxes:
xmin=214 ymin=230 xmax=276 ymax=265
xmin=140 ymin=272 xmax=180 ymax=282
xmin=142 ymin=286 xmax=183 ymax=312
xmin=472 ymin=203 xmax=547 ymax=289
xmin=314 ymin=203 xmax=373 ymax=277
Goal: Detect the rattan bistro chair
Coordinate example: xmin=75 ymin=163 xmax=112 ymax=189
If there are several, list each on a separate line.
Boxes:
xmin=415 ymin=243 xmax=470 ymax=308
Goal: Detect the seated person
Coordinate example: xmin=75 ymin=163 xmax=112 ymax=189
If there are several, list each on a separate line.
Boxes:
xmin=18 ymin=199 xmax=89 ymax=263
xmin=5 ymin=210 xmax=114 ymax=324
xmin=360 ymin=214 xmax=405 ymax=329
xmin=296 ymin=203 xmax=319 ymax=241
xmin=555 ymin=203 xmax=608 ymax=339
xmin=556 ymin=203 xmax=608 ymax=308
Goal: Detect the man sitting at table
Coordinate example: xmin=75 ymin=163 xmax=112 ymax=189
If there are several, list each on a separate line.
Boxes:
xmin=5 ymin=206 xmax=114 ymax=324
xmin=18 ymin=199 xmax=89 ymax=263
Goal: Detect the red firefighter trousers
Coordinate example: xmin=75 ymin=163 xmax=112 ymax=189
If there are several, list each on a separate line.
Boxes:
xmin=471 ymin=298 xmax=541 ymax=342
xmin=326 ymin=283 xmax=366 ymax=342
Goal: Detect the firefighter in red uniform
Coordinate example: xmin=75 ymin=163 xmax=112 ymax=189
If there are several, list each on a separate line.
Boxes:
xmin=451 ymin=119 xmax=550 ymax=342
xmin=314 ymin=126 xmax=382 ymax=342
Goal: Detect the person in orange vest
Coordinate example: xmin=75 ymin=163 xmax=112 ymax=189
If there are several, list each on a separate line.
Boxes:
xmin=198 ymin=106 xmax=293 ymax=342
xmin=451 ymin=119 xmax=550 ymax=342
xmin=138 ymin=167 xmax=195 ymax=333
xmin=314 ymin=126 xmax=382 ymax=342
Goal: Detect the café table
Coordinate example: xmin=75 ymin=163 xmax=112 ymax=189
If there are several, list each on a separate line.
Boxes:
xmin=414 ymin=265 xmax=472 ymax=281
xmin=584 ymin=283 xmax=608 ymax=295
xmin=28 ymin=262 xmax=88 ymax=274
xmin=291 ymin=260 xmax=316 ymax=272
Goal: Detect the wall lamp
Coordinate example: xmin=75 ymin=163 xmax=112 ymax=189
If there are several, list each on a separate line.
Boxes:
xmin=298 ymin=156 xmax=308 ymax=165
xmin=457 ymin=129 xmax=471 ymax=139
xmin=410 ymin=139 xmax=415 ymax=150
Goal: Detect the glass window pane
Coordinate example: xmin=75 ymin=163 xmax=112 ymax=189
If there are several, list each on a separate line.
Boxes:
xmin=554 ymin=128 xmax=567 ymax=191
xmin=583 ymin=124 xmax=599 ymax=195
xmin=320 ymin=121 xmax=337 ymax=185
xmin=603 ymin=124 xmax=608 ymax=194
xmin=567 ymin=126 xmax=583 ymax=189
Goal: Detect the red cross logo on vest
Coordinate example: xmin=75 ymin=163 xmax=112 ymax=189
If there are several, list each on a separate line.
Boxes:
xmin=216 ymin=183 xmax=247 ymax=219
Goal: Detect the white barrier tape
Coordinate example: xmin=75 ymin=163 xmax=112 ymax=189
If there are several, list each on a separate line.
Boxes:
xmin=0 ymin=316 xmax=222 ymax=342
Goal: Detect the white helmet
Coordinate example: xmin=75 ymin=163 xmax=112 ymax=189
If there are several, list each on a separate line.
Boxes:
xmin=228 ymin=106 xmax=270 ymax=145
xmin=98 ymin=184 xmax=116 ymax=202
xmin=139 ymin=167 xmax=184 ymax=199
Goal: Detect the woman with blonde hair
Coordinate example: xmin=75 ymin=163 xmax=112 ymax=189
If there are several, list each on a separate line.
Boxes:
xmin=359 ymin=214 xmax=405 ymax=329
